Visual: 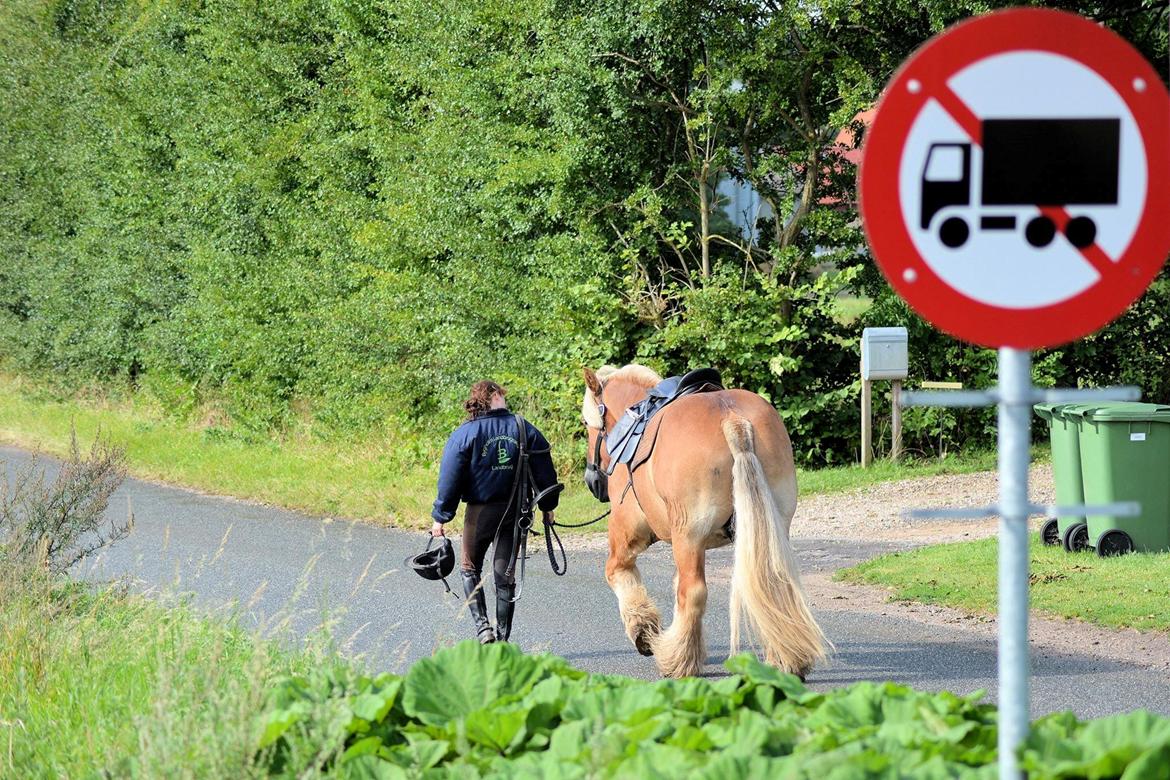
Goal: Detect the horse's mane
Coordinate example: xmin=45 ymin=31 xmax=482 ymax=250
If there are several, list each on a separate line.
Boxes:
xmin=583 ymin=364 xmax=662 ymax=428
xmin=601 ymin=364 xmax=661 ymax=388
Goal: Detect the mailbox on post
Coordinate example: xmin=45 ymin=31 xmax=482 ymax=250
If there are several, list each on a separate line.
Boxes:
xmin=861 ymin=327 xmax=908 ymax=381
xmin=861 ymin=327 xmax=909 ymax=465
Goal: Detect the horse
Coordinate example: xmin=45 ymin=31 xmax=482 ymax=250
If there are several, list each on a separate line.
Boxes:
xmin=581 ymin=364 xmax=828 ymax=679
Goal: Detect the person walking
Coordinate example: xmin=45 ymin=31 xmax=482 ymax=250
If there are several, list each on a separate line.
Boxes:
xmin=431 ymin=380 xmax=560 ymax=643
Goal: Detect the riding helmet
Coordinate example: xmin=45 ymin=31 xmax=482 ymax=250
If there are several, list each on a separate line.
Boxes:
xmin=405 ymin=536 xmax=456 ymax=592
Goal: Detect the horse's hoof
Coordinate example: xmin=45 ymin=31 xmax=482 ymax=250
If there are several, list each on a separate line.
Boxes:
xmin=634 ymin=629 xmax=657 ymax=656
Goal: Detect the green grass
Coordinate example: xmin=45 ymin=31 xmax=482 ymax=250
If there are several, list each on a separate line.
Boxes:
xmin=837 ymin=534 xmax=1170 ymax=633
xmin=832 ymin=294 xmax=872 ymax=325
xmin=0 ymin=374 xmax=603 ymax=535
xmin=0 ymin=563 xmax=323 ymax=778
xmin=0 ymin=374 xmax=440 ymax=528
xmin=0 ymin=373 xmax=1017 ymax=535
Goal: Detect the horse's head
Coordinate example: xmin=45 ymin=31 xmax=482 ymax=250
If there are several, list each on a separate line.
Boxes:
xmin=581 ymin=364 xmax=662 ymax=503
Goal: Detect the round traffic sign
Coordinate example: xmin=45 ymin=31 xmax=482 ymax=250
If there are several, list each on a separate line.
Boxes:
xmin=859 ymin=8 xmax=1170 ymax=349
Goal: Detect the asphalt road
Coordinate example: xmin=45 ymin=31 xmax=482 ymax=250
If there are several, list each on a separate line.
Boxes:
xmin=5 ymin=445 xmax=1168 ymax=719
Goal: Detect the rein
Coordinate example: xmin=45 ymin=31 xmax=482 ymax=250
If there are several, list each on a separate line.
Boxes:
xmin=499 ymin=413 xmax=535 ymax=602
xmin=497 ymin=387 xmax=617 ymax=590
xmin=549 ymin=509 xmax=611 ymax=529
xmin=541 ymin=506 xmax=610 ymax=576
xmin=497 ymin=413 xmax=574 ymax=599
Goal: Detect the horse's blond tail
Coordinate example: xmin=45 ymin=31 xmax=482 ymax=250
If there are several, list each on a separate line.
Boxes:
xmin=723 ymin=415 xmax=828 ymax=678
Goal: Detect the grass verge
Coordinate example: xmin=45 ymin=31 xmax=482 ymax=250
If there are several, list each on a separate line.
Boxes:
xmin=836 ymin=533 xmax=1170 ymax=633
xmin=0 ymin=374 xmax=607 ymax=534
xmin=0 ymin=373 xmax=1016 ymax=534
xmin=0 ymin=563 xmax=320 ymax=778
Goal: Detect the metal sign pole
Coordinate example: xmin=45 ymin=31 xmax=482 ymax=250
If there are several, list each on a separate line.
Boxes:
xmin=997 ymin=348 xmax=1031 ymax=779
xmin=857 ymin=9 xmax=1169 ymax=779
xmin=901 ymin=376 xmax=1140 ymax=780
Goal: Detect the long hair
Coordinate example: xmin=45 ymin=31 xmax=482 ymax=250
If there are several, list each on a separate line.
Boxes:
xmin=464 ymin=380 xmax=506 ymax=421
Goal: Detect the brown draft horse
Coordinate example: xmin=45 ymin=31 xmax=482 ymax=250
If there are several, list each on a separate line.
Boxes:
xmin=582 ymin=364 xmax=828 ymax=679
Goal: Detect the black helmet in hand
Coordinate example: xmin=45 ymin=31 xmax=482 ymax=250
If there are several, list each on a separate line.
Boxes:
xmin=405 ymin=535 xmax=456 ymax=593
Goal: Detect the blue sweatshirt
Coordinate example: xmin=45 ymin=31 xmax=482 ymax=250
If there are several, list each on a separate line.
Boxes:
xmin=431 ymin=409 xmax=560 ymax=524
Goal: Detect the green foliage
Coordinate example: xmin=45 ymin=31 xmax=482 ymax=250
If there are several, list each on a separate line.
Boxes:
xmin=642 ymin=265 xmax=860 ymax=464
xmin=1023 ymin=710 xmax=1170 ymax=780
xmin=1 ymin=0 xmax=1166 ymax=466
xmin=257 ymin=639 xmax=1170 ymax=778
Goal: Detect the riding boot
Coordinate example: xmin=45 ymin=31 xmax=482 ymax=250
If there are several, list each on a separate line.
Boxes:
xmin=461 ymin=571 xmax=496 ymax=644
xmin=495 ymin=582 xmax=516 ymax=642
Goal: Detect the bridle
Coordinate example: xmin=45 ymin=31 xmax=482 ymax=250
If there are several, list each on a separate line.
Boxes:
xmin=583 ymin=380 xmax=611 ymax=503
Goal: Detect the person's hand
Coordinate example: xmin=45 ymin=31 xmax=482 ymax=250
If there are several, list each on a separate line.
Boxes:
xmin=431 ymin=521 xmax=445 ymax=537
xmin=542 ymin=510 xmax=555 ymax=525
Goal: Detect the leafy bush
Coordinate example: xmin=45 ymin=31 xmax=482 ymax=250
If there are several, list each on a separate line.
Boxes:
xmin=256 ymin=640 xmax=1170 ymax=778
xmin=641 ymin=266 xmax=860 ymax=465
xmin=1 ymin=0 xmax=1166 ymax=467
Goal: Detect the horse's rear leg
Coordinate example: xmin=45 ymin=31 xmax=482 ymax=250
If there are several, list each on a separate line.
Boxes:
xmin=649 ymin=540 xmax=707 ymax=678
xmin=606 ymin=526 xmax=660 ymax=656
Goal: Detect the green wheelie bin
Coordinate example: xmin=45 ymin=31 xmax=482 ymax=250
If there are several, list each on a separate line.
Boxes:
xmin=1071 ymin=402 xmax=1170 ymax=556
xmin=1034 ymin=403 xmax=1088 ymax=548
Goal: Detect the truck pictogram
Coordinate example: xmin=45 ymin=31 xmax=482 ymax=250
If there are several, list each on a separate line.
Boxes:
xmin=921 ymin=118 xmax=1120 ymax=249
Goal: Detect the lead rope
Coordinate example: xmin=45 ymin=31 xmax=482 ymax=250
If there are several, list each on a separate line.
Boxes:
xmin=542 ymin=507 xmax=610 ymax=576
xmin=499 ymin=414 xmax=611 ymax=583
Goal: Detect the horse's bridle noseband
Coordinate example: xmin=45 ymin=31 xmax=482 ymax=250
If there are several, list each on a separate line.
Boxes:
xmin=583 ymin=381 xmax=611 ymax=503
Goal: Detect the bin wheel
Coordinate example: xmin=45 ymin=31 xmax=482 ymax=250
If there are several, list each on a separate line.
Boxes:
xmin=1095 ymin=529 xmax=1134 ymax=557
xmin=1062 ymin=521 xmax=1090 ymax=553
xmin=1040 ymin=518 xmax=1060 ymax=546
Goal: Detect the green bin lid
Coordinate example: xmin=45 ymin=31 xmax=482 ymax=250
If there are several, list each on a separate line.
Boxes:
xmin=1034 ymin=402 xmax=1095 ymax=422
xmin=1033 ymin=402 xmax=1060 ymax=421
xmin=1071 ymin=402 xmax=1170 ymax=422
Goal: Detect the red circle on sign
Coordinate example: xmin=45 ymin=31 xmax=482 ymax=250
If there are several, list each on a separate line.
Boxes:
xmin=859 ymin=8 xmax=1170 ymax=349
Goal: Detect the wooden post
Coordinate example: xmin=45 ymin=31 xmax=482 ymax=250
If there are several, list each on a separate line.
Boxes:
xmin=861 ymin=379 xmax=873 ymax=467
xmin=891 ymin=380 xmax=903 ymax=461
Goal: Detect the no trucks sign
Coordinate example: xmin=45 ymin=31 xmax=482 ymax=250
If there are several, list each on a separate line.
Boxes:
xmin=859 ymin=8 xmax=1170 ymax=349
xmin=860 ymin=11 xmax=1168 ymax=777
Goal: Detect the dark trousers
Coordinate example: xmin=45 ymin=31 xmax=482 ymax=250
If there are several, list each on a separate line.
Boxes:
xmin=461 ymin=502 xmax=517 ymax=587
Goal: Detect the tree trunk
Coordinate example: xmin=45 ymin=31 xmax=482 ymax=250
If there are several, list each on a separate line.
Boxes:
xmin=699 ymin=162 xmax=711 ymax=278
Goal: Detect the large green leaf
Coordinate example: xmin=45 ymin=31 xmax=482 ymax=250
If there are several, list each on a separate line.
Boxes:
xmin=1120 ymin=743 xmax=1170 ymax=780
xmin=465 ymin=706 xmax=531 ymax=755
xmin=1021 ymin=709 xmax=1170 ymax=779
xmin=723 ymin=653 xmax=823 ymax=705
xmin=402 ymin=641 xmax=558 ymax=727
xmin=608 ymin=742 xmax=705 ymax=778
xmin=382 ymin=738 xmax=452 ymax=772
xmin=559 ymin=679 xmax=672 ymax=724
xmin=351 ymin=677 xmax=403 ymax=723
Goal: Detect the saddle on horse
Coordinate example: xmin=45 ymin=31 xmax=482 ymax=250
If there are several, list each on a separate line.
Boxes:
xmin=605 ymin=367 xmax=724 ymax=477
